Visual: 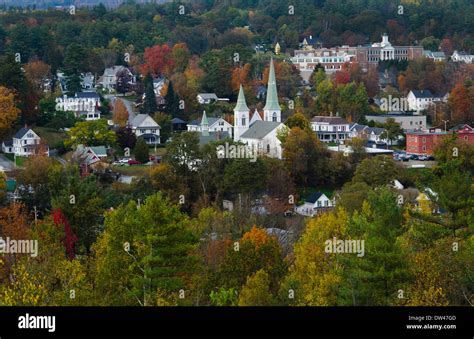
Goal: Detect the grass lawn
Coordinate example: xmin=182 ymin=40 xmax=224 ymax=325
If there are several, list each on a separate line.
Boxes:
xmin=112 ymin=165 xmax=151 ymax=176
xmin=15 ymin=156 xmax=27 ymax=167
xmin=2 ymin=154 xmax=27 ymax=167
xmin=34 ymin=127 xmax=67 ymax=147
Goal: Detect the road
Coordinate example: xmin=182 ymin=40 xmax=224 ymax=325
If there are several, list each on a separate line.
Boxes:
xmin=0 ymin=154 xmax=15 ymax=171
xmin=105 ymin=95 xmax=136 ymax=124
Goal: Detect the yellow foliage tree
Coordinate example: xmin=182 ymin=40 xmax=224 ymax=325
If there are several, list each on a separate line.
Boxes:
xmin=0 ymin=86 xmax=20 ymax=137
xmin=285 ymin=209 xmax=348 ymax=306
xmin=113 ymin=99 xmax=129 ymax=127
xmin=238 ymin=269 xmax=274 ymax=306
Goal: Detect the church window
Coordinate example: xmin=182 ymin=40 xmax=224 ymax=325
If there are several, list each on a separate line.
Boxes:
xmin=242 ymin=117 xmax=246 ymax=125
xmin=266 ymin=144 xmax=270 ymax=153
xmin=272 ymin=112 xmax=277 ymax=122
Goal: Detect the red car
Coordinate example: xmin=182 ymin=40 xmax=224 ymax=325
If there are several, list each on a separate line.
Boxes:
xmin=127 ymin=159 xmax=142 ymax=165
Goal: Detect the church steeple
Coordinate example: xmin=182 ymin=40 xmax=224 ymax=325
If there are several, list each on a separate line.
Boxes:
xmin=263 ymin=58 xmax=281 ymax=122
xmin=201 ymin=110 xmax=209 ymax=137
xmin=233 ymin=84 xmax=249 ymax=141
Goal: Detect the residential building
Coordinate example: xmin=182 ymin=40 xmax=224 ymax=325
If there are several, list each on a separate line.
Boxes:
xmin=423 ymin=50 xmax=446 ymax=62
xmin=171 ymin=117 xmax=187 ymax=132
xmin=310 ymin=116 xmax=350 ymax=143
xmin=197 ymin=93 xmax=218 ymax=104
xmin=97 ymin=66 xmax=135 ymax=91
xmin=2 ymin=128 xmax=49 ymax=157
xmin=130 ymin=114 xmax=161 ymax=145
xmin=55 ymin=92 xmax=101 ymax=120
xmin=406 ymin=90 xmax=447 ymax=113
xmin=451 ymin=50 xmax=473 ymax=63
xmin=187 ymin=113 xmax=233 ymax=137
xmin=295 ymin=192 xmax=333 ymax=217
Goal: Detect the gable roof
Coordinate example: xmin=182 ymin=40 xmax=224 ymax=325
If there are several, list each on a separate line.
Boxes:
xmin=89 ymin=146 xmax=107 ymax=157
xmin=171 ymin=117 xmax=186 ymax=124
xmin=240 ymin=121 xmax=282 ymax=139
xmin=197 ymin=93 xmax=218 ymax=100
xmin=311 ymin=116 xmax=349 ymax=125
xmin=410 ymin=89 xmax=434 ymax=98
xmin=250 ymin=109 xmax=263 ymax=125
xmin=14 ymin=128 xmax=38 ymax=139
xmin=188 ymin=117 xmax=221 ymax=127
xmin=305 ymin=192 xmax=326 ymax=204
xmin=366 ymin=127 xmax=386 ymax=135
xmin=131 ymin=114 xmax=159 ymax=128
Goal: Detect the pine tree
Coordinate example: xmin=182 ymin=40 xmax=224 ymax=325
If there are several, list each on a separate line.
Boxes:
xmin=134 ymin=138 xmax=149 ymax=164
xmin=143 ymin=82 xmax=158 ymax=115
xmin=163 ymin=80 xmax=179 ymax=117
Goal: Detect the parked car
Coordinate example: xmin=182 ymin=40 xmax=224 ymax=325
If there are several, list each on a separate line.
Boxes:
xmin=418 ymin=155 xmax=428 ymax=161
xmin=410 ymin=154 xmax=419 ymax=160
xmin=427 ymin=155 xmax=435 ymax=161
xmin=128 ymin=159 xmax=142 ymax=165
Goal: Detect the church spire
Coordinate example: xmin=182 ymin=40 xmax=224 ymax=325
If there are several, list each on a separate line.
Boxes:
xmin=263 ymin=58 xmax=281 ymax=112
xmin=235 ymin=84 xmax=249 ymax=112
xmin=201 ymin=110 xmax=209 ymax=137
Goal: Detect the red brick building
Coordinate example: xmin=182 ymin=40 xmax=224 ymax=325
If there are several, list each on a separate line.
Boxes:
xmin=406 ymin=125 xmax=474 ymax=155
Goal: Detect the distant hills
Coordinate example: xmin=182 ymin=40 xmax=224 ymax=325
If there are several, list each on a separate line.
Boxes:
xmin=1 ymin=0 xmax=171 ymax=9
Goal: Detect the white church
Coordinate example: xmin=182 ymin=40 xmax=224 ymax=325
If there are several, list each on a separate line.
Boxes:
xmin=233 ymin=58 xmax=286 ymax=159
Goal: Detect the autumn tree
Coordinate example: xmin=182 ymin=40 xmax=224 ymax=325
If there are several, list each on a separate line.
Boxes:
xmin=113 ymin=99 xmax=129 ymax=127
xmin=449 ymin=83 xmax=473 ymax=124
xmin=238 ymin=269 xmax=275 ymax=306
xmin=0 ymin=86 xmax=20 ymax=137
xmin=23 ymin=60 xmax=51 ymax=92
xmin=141 ymin=44 xmax=174 ymax=78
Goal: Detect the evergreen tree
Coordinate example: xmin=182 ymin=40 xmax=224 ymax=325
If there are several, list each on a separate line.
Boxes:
xmin=163 ymin=81 xmax=180 ymax=117
xmin=134 ymin=138 xmax=149 ymax=163
xmin=143 ymin=82 xmax=158 ymax=115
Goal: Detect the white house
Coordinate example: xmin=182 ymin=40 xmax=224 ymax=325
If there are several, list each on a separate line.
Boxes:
xmin=2 ymin=128 xmax=49 ymax=157
xmin=233 ymin=59 xmax=287 ymax=159
xmin=130 ymin=114 xmax=161 ymax=145
xmin=97 ymin=66 xmax=135 ymax=91
xmin=55 ymin=92 xmax=101 ymax=120
xmin=295 ymin=192 xmax=333 ymax=217
xmin=197 ymin=93 xmax=218 ymax=104
xmin=187 ymin=112 xmax=233 ymax=138
xmin=451 ymin=50 xmax=473 ymax=63
xmin=407 ymin=90 xmax=447 ymax=114
xmin=311 ymin=116 xmax=351 ymax=143
xmin=423 ymin=50 xmax=446 ymax=62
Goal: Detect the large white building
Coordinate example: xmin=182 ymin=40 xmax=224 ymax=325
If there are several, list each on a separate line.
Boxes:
xmin=234 ymin=59 xmax=286 ymax=159
xmin=406 ymin=90 xmax=447 ymax=114
xmin=55 ymin=92 xmax=101 ymax=120
xmin=97 ymin=65 xmax=135 ymax=91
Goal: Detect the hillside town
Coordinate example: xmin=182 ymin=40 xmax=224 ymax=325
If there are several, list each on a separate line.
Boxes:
xmin=0 ymin=0 xmax=472 ymax=311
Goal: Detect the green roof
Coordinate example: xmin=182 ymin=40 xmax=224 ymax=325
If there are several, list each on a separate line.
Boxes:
xmin=6 ymin=179 xmax=16 ymax=192
xmin=234 ymin=84 xmax=249 ymax=112
xmin=263 ymin=58 xmax=281 ymax=111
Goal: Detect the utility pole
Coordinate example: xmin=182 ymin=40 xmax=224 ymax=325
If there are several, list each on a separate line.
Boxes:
xmin=33 ymin=206 xmax=38 ymax=226
xmin=442 ymin=119 xmax=449 ymax=132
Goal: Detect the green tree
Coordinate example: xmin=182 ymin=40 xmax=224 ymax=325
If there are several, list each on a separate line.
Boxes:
xmin=352 ymin=155 xmax=400 ymax=187
xmin=134 ymin=138 xmax=149 ymax=164
xmin=163 ymin=81 xmax=180 ymax=117
xmin=93 ymin=193 xmax=198 ymax=306
xmin=238 ymin=269 xmax=275 ymax=306
xmin=65 ymin=120 xmax=117 ymax=148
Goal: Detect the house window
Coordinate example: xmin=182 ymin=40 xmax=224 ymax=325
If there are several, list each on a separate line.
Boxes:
xmin=422 ymin=146 xmax=426 ymax=151
xmin=24 ymin=140 xmax=27 ymax=145
xmin=464 ymin=136 xmax=468 ymax=141
xmin=317 ymin=201 xmax=322 ymax=207
xmin=151 ymin=129 xmax=156 ymax=133
xmin=422 ymin=137 xmax=426 ymax=143
xmin=324 ymin=200 xmax=328 ymax=207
